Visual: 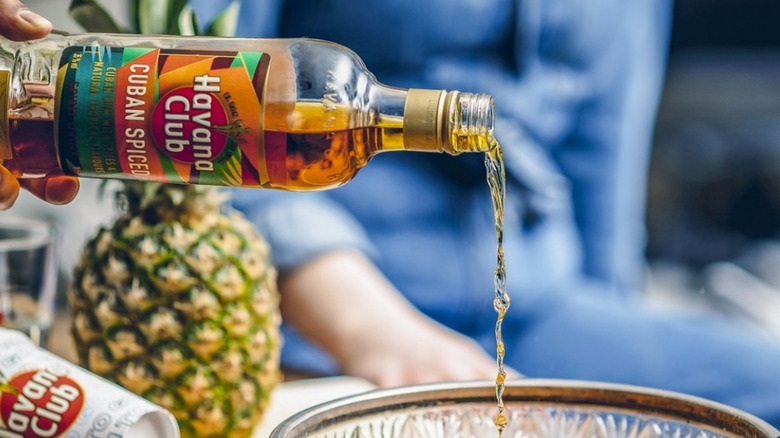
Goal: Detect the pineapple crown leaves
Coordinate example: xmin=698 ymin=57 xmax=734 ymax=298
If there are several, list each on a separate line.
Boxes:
xmin=114 ymin=181 xmax=231 ymax=224
xmin=69 ymin=0 xmax=240 ymax=36
xmin=69 ymin=0 xmax=240 ymax=221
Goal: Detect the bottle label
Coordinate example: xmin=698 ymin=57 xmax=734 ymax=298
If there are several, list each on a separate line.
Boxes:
xmin=55 ymin=46 xmax=271 ymax=187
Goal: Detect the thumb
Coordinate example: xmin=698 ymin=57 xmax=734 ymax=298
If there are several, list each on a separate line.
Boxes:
xmin=0 ymin=164 xmax=20 ymax=210
xmin=19 ymin=173 xmax=79 ymax=205
xmin=0 ymin=0 xmax=51 ymax=41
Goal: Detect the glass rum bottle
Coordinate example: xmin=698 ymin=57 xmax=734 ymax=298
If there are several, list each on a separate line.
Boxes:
xmin=0 ymin=32 xmax=495 ymax=191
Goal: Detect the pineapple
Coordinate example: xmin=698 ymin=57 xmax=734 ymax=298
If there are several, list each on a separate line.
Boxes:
xmin=66 ymin=3 xmax=283 ymax=435
xmin=69 ymin=182 xmax=282 ymax=438
xmin=65 ymin=2 xmax=283 ymax=436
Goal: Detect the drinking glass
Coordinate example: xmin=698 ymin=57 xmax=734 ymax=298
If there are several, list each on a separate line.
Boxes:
xmin=0 ymin=217 xmax=57 ymax=346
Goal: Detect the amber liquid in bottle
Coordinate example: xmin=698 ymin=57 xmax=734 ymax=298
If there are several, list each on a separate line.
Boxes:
xmin=5 ymin=117 xmax=59 ymax=178
xmin=260 ymin=102 xmax=404 ymax=191
xmin=3 ymin=78 xmax=60 ymax=179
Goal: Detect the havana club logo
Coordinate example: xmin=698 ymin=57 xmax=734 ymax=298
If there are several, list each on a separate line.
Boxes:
xmin=0 ymin=368 xmax=84 ymax=438
xmin=151 ymin=75 xmax=232 ymax=172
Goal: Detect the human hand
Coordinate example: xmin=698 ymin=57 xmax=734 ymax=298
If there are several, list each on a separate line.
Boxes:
xmin=0 ymin=167 xmax=80 ymax=210
xmin=339 ymin=310 xmax=521 ymax=388
xmin=0 ymin=0 xmax=79 ymax=210
xmin=279 ymin=250 xmax=522 ymax=388
xmin=0 ymin=0 xmax=50 ymax=41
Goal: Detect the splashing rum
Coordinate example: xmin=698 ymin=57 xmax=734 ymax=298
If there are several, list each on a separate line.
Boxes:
xmin=485 ymin=137 xmax=509 ymax=436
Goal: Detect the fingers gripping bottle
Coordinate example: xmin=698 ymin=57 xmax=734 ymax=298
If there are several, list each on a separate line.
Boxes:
xmin=0 ymin=32 xmax=495 ymax=190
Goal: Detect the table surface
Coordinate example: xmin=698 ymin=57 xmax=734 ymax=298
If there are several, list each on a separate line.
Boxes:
xmin=252 ymin=376 xmax=377 ymax=438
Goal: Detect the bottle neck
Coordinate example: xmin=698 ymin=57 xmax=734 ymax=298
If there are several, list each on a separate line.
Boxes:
xmin=403 ymin=89 xmax=495 ymax=154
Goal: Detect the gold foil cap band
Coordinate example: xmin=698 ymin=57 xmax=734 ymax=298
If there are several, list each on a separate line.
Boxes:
xmin=403 ymin=89 xmax=451 ymax=153
xmin=404 ymin=89 xmax=495 ymax=154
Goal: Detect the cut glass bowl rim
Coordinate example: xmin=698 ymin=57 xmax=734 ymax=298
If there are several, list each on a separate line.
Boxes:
xmin=270 ymin=379 xmax=779 ymax=438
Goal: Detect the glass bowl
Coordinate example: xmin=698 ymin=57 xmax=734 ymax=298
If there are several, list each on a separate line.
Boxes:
xmin=270 ymin=379 xmax=779 ymax=438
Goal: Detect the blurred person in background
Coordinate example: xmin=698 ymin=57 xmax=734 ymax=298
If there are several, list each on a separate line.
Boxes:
xmin=2 ymin=0 xmax=780 ymax=428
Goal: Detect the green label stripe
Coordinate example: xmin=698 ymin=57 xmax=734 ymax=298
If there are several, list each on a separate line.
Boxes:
xmin=157 ymin=146 xmax=181 ymax=183
xmin=59 ymin=46 xmax=124 ymax=177
xmin=121 ymin=47 xmax=154 ymax=66
xmin=237 ymin=52 xmax=261 ymax=78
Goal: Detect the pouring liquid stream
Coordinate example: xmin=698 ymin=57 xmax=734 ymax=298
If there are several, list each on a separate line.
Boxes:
xmin=485 ymin=137 xmax=510 ymax=436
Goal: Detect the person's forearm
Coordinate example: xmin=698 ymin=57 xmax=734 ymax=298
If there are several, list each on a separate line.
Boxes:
xmin=278 ymin=249 xmax=512 ymax=386
xmin=278 ymin=249 xmax=422 ymax=367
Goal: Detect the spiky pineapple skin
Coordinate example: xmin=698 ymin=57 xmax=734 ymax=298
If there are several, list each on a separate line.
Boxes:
xmin=69 ymin=198 xmax=282 ymax=438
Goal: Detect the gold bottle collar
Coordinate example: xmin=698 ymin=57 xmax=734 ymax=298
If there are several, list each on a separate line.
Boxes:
xmin=403 ymin=89 xmax=457 ymax=154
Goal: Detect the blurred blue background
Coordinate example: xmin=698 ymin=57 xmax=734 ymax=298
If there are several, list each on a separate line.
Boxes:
xmin=646 ymin=0 xmax=780 ymax=332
